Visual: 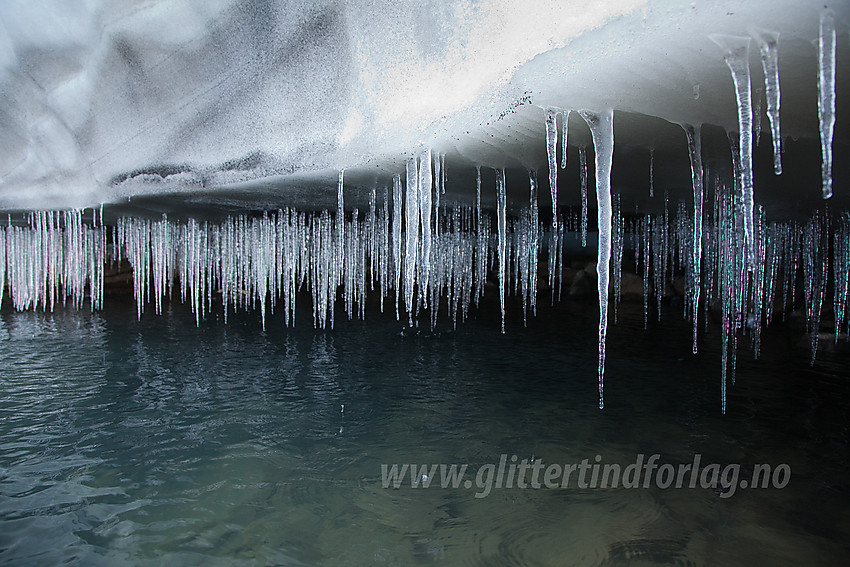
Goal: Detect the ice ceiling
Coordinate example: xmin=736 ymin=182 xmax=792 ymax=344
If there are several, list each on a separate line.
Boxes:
xmin=0 ymin=0 xmax=846 ymax=215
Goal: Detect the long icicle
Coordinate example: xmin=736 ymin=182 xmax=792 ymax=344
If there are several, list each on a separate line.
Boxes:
xmin=579 ymin=146 xmax=588 ymax=248
xmin=683 ymin=123 xmax=704 ymax=354
xmin=392 ymin=174 xmax=403 ymax=319
xmin=752 ymin=28 xmax=782 ymax=175
xmin=580 ymin=109 xmax=614 ymax=410
xmin=713 ymin=35 xmax=756 ymax=268
xmin=817 ymin=9 xmax=836 ymax=199
xmin=419 ymin=148 xmax=432 ymax=309
xmin=337 ymin=170 xmax=345 ymax=299
xmin=561 ymin=110 xmax=571 ymax=169
xmin=649 ymin=148 xmax=655 ymax=198
xmin=404 ymin=157 xmax=420 ymax=323
xmin=496 ymin=168 xmax=508 ymax=334
xmin=545 ymin=108 xmax=559 ymax=227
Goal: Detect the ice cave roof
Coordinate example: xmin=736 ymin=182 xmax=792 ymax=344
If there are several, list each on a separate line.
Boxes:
xmin=0 ymin=0 xmax=847 ymax=219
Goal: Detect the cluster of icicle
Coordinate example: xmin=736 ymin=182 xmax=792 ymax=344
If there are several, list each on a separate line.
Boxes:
xmin=113 ymin=159 xmax=548 ymax=335
xmin=2 ymin=187 xmax=849 ymax=413
xmin=619 ymin=192 xmax=849 ymax=414
xmin=711 ymin=8 xmax=838 ymax=244
xmin=537 ymin=8 xmax=840 ymax=411
xmin=0 ymin=210 xmax=106 ymax=313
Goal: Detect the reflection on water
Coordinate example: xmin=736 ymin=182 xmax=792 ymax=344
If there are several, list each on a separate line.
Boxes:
xmin=0 ymin=298 xmax=848 ymax=565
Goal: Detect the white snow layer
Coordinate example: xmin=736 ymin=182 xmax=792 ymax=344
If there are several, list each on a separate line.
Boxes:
xmin=0 ymin=0 xmax=844 ymax=211
xmin=0 ymin=0 xmax=641 ymax=209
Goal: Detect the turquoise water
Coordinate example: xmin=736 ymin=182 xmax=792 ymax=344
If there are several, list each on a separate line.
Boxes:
xmin=1 ymin=295 xmax=848 ymax=566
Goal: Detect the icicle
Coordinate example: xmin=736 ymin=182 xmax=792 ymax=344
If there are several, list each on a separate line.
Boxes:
xmin=683 ymin=124 xmax=704 ymax=353
xmin=521 ymin=170 xmax=539 ymax=323
xmin=561 ymin=110 xmax=570 ymax=169
xmin=579 ymin=146 xmax=588 ymax=248
xmin=779 ymin=222 xmax=799 ymax=322
xmin=803 ymin=214 xmax=827 ymax=364
xmin=380 ymin=192 xmax=390 ymax=312
xmin=368 ymin=190 xmax=377 ymax=293
xmin=713 ymin=35 xmax=756 ymax=268
xmin=433 ymin=153 xmax=441 ymax=201
xmin=419 ymin=149 xmax=433 ymax=308
xmin=817 ymin=9 xmax=836 ymax=199
xmin=580 ymin=108 xmax=614 ymax=411
xmin=475 ymin=166 xmax=482 ymax=230
xmin=545 ymin=109 xmax=559 ymax=227
xmin=658 ymin=190 xmax=673 ymax=296
xmin=440 ymin=153 xmax=446 ymax=195
xmin=337 ymin=169 xmax=345 ymax=302
xmin=496 ymin=168 xmax=507 ymax=334
xmin=404 ymin=157 xmax=420 ymax=322
xmin=752 ymin=28 xmax=782 ymax=175
xmin=763 ymin=222 xmax=781 ymax=326
xmin=642 ymin=216 xmax=650 ymax=329
xmin=551 ymin=215 xmax=564 ymax=302
xmin=344 ymin=208 xmax=358 ymax=321
xmin=715 ymin=183 xmax=742 ymax=414
xmin=392 ymin=175 xmax=403 ymax=319
xmin=834 ymin=216 xmax=850 ymax=338
xmin=433 ymin=153 xmax=441 ymax=240
xmin=151 ymin=214 xmax=169 ymax=316
xmin=750 ymin=207 xmax=767 ymax=359
xmin=652 ymin=214 xmax=665 ymax=322
xmin=474 ymin=166 xmax=488 ymax=307
xmin=649 ymin=148 xmax=655 ymax=198
xmin=612 ymin=194 xmax=623 ymax=323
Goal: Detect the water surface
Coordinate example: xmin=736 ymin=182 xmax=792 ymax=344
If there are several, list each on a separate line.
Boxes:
xmin=1 ymin=296 xmax=848 ymax=565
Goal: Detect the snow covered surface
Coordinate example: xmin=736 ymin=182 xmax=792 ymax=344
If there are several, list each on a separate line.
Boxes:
xmin=0 ymin=0 xmax=846 ymax=214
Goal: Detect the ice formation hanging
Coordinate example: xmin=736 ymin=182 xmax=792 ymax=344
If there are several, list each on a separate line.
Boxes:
xmin=683 ymin=124 xmax=704 ymax=354
xmin=817 ymin=9 xmax=836 ymax=200
xmin=1 ymin=179 xmax=846 ymax=414
xmin=579 ymin=109 xmax=615 ymax=411
xmin=752 ymin=28 xmax=783 ymax=175
xmin=712 ymin=34 xmax=756 ymax=267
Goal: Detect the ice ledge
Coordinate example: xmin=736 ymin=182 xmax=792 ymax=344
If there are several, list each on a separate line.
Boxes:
xmin=0 ymin=0 xmax=846 ymax=213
